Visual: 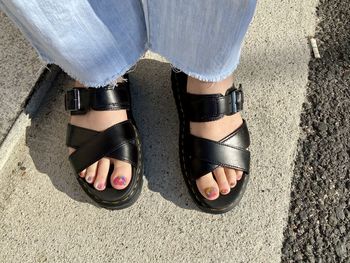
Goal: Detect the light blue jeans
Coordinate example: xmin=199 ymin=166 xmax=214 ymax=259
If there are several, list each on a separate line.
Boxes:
xmin=0 ymin=0 xmax=257 ymax=87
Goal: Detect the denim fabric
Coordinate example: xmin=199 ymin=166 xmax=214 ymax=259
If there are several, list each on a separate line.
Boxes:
xmin=0 ymin=0 xmax=256 ymax=87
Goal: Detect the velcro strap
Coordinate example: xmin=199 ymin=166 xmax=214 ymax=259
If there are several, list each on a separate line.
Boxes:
xmin=65 ymin=83 xmax=130 ymax=115
xmin=186 ymin=85 xmax=243 ymax=122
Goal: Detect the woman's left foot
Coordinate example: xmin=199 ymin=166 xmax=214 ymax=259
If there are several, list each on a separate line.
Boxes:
xmin=187 ymin=75 xmax=244 ymax=200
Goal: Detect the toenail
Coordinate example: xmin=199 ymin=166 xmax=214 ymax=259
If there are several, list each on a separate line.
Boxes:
xmin=221 ymin=188 xmax=230 ymax=194
xmin=86 ymin=176 xmax=93 ymax=183
xmin=96 ymin=183 xmax=105 ymax=190
xmin=204 ymin=187 xmax=217 ymax=198
xmin=113 ymin=176 xmax=127 ymax=186
xmin=230 ymin=182 xmax=236 ymax=188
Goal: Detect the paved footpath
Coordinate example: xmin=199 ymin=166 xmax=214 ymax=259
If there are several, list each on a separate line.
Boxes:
xmin=0 ymin=1 xmax=318 ymax=262
xmin=0 ymin=11 xmax=43 ymax=144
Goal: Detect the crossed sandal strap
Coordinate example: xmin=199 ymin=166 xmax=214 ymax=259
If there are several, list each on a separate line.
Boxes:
xmin=185 ymin=85 xmax=244 ymax=122
xmin=65 ymin=81 xmax=130 ymax=115
xmin=67 ymin=120 xmax=138 ymax=173
xmin=189 ymin=120 xmax=250 ymax=180
xmin=66 ymin=122 xmax=138 ymax=167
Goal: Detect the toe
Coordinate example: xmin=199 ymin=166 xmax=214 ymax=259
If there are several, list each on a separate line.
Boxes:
xmin=196 ymin=173 xmax=220 ymax=200
xmin=213 ymin=167 xmax=231 ymax=195
xmin=110 ymin=160 xmax=132 ymax=190
xmin=93 ymin=158 xmax=110 ymax=191
xmin=69 ymin=147 xmax=86 ymax=178
xmin=85 ymin=162 xmax=98 ymax=184
xmin=79 ymin=169 xmax=87 ymax=178
xmin=236 ymin=170 xmax=243 ymax=181
xmin=225 ymin=168 xmax=237 ymax=188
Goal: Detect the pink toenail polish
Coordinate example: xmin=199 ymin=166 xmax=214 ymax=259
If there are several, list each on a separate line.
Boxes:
xmin=96 ymin=183 xmax=105 ymax=190
xmin=204 ymin=187 xmax=217 ymax=199
xmin=113 ymin=176 xmax=127 ymax=186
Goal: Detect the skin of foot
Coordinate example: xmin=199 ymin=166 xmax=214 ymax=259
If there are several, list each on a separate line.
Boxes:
xmin=187 ymin=75 xmax=244 ymax=200
xmin=68 ymin=79 xmax=132 ymax=191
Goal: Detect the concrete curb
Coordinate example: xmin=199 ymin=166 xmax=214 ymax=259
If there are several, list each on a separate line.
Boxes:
xmin=0 ymin=65 xmax=60 ymax=173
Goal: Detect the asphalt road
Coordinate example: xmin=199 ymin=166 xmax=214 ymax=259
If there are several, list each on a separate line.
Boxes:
xmin=282 ymin=0 xmax=350 ymax=262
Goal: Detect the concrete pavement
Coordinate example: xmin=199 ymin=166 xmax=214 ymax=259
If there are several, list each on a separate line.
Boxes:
xmin=0 ymin=0 xmax=319 ymax=262
xmin=0 ymin=11 xmax=44 ymax=144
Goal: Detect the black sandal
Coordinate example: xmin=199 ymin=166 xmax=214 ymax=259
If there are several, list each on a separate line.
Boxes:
xmin=171 ymin=70 xmax=251 ymax=214
xmin=65 ymin=76 xmax=143 ymax=210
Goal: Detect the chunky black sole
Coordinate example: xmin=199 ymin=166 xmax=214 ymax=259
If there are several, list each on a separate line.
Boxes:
xmin=171 ymin=71 xmax=250 ymax=214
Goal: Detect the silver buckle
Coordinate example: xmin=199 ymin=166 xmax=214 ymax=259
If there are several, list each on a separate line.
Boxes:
xmin=65 ymin=89 xmax=81 ymax=111
xmin=228 ymin=86 xmax=243 ymax=114
xmin=230 ymin=90 xmax=238 ymax=113
xmin=73 ymin=89 xmax=81 ymax=110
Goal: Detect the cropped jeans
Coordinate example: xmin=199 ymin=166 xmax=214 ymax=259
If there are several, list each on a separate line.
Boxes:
xmin=0 ymin=0 xmax=257 ymax=87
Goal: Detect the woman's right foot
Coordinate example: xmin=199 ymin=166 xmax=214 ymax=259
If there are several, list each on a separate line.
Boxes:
xmin=68 ymin=81 xmax=132 ymax=191
xmin=187 ymin=75 xmax=245 ymax=200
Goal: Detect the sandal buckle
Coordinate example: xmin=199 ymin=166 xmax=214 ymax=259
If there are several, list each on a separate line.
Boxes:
xmin=65 ymin=89 xmax=81 ymax=112
xmin=227 ymin=85 xmax=243 ymax=114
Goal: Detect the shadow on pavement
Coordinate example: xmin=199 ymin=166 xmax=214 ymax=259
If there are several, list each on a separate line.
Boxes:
xmin=25 ymin=59 xmax=195 ymax=210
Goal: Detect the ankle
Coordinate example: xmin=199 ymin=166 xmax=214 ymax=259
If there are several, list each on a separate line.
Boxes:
xmin=74 ymin=76 xmax=126 ymax=88
xmin=190 ymin=113 xmax=243 ymax=140
xmin=74 ymin=80 xmax=85 ymax=88
xmin=70 ymin=109 xmax=128 ymax=131
xmin=186 ymin=75 xmax=234 ymax=95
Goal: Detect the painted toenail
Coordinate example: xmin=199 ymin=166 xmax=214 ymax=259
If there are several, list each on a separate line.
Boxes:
xmin=96 ymin=183 xmax=105 ymax=190
xmin=113 ymin=176 xmax=127 ymax=186
xmin=204 ymin=187 xmax=217 ymax=198
xmin=86 ymin=176 xmax=93 ymax=183
xmin=221 ymin=189 xmax=230 ymax=194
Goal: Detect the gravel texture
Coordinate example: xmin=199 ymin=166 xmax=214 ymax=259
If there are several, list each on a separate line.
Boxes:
xmin=282 ymin=0 xmax=350 ymax=262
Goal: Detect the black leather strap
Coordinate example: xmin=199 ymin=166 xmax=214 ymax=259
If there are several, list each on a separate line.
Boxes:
xmin=189 ymin=121 xmax=250 ymax=179
xmin=67 ymin=120 xmax=138 ymax=173
xmin=66 ymin=123 xmax=138 ymax=167
xmin=186 ymin=85 xmax=243 ymax=122
xmin=65 ymin=82 xmax=130 ymax=115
